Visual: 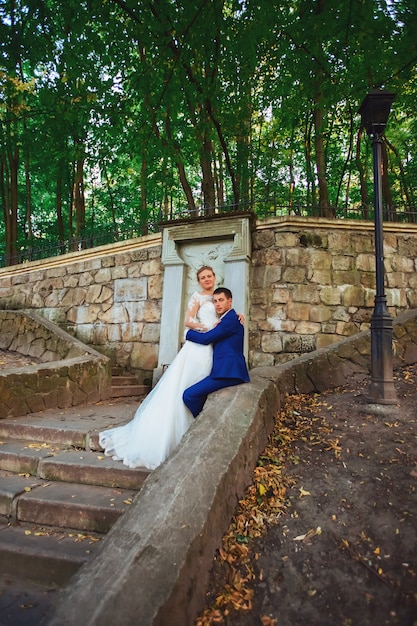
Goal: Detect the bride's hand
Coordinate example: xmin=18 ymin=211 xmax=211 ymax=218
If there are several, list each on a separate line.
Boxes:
xmin=237 ymin=313 xmax=245 ymax=325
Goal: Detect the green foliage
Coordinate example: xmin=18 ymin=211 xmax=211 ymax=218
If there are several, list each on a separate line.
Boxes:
xmin=0 ymin=0 xmax=417 ymax=264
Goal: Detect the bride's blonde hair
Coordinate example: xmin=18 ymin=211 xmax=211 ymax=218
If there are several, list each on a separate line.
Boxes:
xmin=196 ymin=265 xmax=215 ymax=280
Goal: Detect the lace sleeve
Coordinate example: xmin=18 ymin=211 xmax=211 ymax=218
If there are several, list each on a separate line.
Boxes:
xmin=184 ymin=292 xmax=201 ymax=328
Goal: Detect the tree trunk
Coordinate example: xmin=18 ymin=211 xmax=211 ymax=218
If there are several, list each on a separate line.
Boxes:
xmin=7 ymin=143 xmax=19 ymax=264
xmin=356 ymin=128 xmax=369 ymax=219
xmin=140 ymin=157 xmax=148 ymax=233
xmin=72 ymin=148 xmax=86 ymax=246
xmin=304 ymin=116 xmax=316 ymax=209
xmin=313 ymin=90 xmax=333 ymax=217
xmin=56 ymin=173 xmax=66 ymax=254
xmin=384 ymin=136 xmax=414 ymax=217
xmin=199 ymin=132 xmax=216 ymax=214
xmin=381 ymin=140 xmax=395 ymax=221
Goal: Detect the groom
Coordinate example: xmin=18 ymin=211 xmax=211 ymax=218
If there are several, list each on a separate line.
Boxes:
xmin=183 ymin=287 xmax=250 ymax=418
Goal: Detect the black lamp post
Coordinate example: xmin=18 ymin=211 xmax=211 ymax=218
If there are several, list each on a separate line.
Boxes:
xmin=359 ymin=89 xmax=397 ymax=404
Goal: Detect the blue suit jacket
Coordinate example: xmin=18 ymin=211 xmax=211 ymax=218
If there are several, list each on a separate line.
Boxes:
xmin=185 ymin=308 xmax=250 ymax=382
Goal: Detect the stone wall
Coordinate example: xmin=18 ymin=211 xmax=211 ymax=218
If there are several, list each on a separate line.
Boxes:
xmin=0 ymin=217 xmax=416 ymax=380
xmin=250 ymin=217 xmax=417 ymax=367
xmin=0 ymin=310 xmax=111 ymax=418
xmin=0 ymin=235 xmax=163 ymax=384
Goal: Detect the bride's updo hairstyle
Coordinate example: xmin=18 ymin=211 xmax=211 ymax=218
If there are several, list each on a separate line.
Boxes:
xmin=196 ymin=265 xmax=215 ymax=281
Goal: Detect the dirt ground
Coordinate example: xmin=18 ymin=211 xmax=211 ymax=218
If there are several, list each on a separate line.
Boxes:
xmin=197 ymin=362 xmax=417 ymax=626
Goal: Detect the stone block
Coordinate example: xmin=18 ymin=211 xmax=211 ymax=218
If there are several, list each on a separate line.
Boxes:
xmin=333 ymin=271 xmax=356 ymax=286
xmin=249 ymin=351 xmax=274 ymax=367
xmin=386 ymin=272 xmax=408 ymax=288
xmin=253 ymin=230 xmax=275 ymax=249
xmin=336 ymin=321 xmax=359 ymax=336
xmin=271 ymin=287 xmax=290 ymax=304
xmin=120 ymin=322 xmax=144 ymax=342
xmin=101 ymin=255 xmax=115 ymax=268
xmin=114 ymin=278 xmax=147 ymax=302
xmin=294 ymin=321 xmax=321 ymax=334
xmin=95 ymin=268 xmax=112 ymax=283
xmin=263 ymin=248 xmax=283 ymax=265
xmin=61 ymin=287 xmax=87 ymax=306
xmin=342 ymin=285 xmax=365 ymax=307
xmin=275 ymin=231 xmax=299 ymax=248
xmin=142 ymin=323 xmax=161 ymax=343
xmin=285 ymin=247 xmax=310 ymax=267
xmin=142 ymin=300 xmax=161 ymax=323
xmin=37 ymin=278 xmax=65 ymax=293
xmin=386 ymin=288 xmax=406 ymax=307
xmin=310 ymin=269 xmax=331 ymax=285
xmin=292 ymin=284 xmax=320 ymax=304
xmin=398 ymin=236 xmax=417 ymax=257
xmin=309 ymin=305 xmax=332 ymax=323
xmin=148 ymin=274 xmax=163 ymax=299
xmin=261 ymin=332 xmax=283 ymax=353
xmin=251 ymin=288 xmax=268 ymax=305
xmin=248 ymin=330 xmax=261 ymax=348
xmin=149 ymin=245 xmax=162 ymax=259
xmin=331 ymin=254 xmax=353 ymax=271
xmin=99 ymin=304 xmax=130 ymax=324
xmin=327 ymin=231 xmax=352 ymax=253
xmin=356 ymin=253 xmax=375 ymax=272
xmin=391 ymin=255 xmax=414 ymax=273
xmin=250 ymin=305 xmax=267 ymax=321
xmin=130 ymin=343 xmax=158 ymax=370
xmin=67 ymin=305 xmax=101 ymax=325
xmin=86 ymin=284 xmax=113 ymax=304
xmin=140 ymin=259 xmax=162 ymax=276
xmin=44 ymin=289 xmax=68 ymax=307
xmin=107 ymin=325 xmax=121 ymax=342
xmin=65 ymin=275 xmax=80 ymax=288
xmin=320 ymin=286 xmax=341 ymax=306
xmin=310 ymin=250 xmax=331 ymax=270
xmin=282 ymin=267 xmax=306 ymax=284
xmin=352 ymin=233 xmax=375 ymax=254
xmin=111 ymin=266 xmax=128 ymax=279
xmin=79 ymin=272 xmax=95 ymax=287
xmin=316 ymin=334 xmax=341 ymax=349
xmin=287 ymin=302 xmax=310 ymax=321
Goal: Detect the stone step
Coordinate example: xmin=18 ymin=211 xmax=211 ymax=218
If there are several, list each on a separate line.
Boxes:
xmin=0 ymin=571 xmax=60 ymax=626
xmin=0 ymin=469 xmax=139 ymax=532
xmin=0 ymin=440 xmax=149 ymax=490
xmin=15 ymin=481 xmax=135 ymax=533
xmin=0 ymin=398 xmax=149 ymax=622
xmin=110 ymin=384 xmax=150 ymax=398
xmin=0 ymin=521 xmax=102 ymax=586
xmin=112 ymin=375 xmax=139 ymax=386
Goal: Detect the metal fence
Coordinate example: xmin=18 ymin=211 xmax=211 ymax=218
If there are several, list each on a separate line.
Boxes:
xmin=1 ymin=201 xmax=417 ymax=268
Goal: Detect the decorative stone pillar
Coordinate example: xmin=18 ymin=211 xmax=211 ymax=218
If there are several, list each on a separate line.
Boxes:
xmin=153 ymin=214 xmax=253 ymax=384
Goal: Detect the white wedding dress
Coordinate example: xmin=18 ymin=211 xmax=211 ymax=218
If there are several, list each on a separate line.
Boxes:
xmin=99 ymin=292 xmax=217 ymax=470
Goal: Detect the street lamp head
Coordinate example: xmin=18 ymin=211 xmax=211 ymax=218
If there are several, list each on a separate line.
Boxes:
xmin=359 ymin=89 xmax=396 ymax=138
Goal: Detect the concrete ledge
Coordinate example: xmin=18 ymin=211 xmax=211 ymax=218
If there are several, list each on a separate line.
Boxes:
xmin=45 ymin=309 xmax=417 ymax=626
xmin=0 ymin=310 xmax=111 ymax=418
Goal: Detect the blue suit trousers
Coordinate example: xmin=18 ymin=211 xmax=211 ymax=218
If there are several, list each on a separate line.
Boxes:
xmin=183 ymin=376 xmax=243 ymax=418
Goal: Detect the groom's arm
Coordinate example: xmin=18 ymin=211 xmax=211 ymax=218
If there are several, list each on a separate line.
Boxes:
xmin=186 ymin=311 xmax=238 ymax=345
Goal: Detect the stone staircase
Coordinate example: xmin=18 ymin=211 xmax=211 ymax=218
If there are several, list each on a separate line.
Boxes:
xmin=0 ymin=397 xmax=150 ymax=626
xmin=110 ymin=367 xmax=151 ymax=398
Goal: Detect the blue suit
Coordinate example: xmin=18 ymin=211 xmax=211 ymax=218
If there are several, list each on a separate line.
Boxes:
xmin=183 ymin=308 xmax=250 ymax=417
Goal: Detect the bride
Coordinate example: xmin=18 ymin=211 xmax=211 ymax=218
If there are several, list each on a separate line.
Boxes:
xmin=99 ymin=266 xmax=219 ymax=470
